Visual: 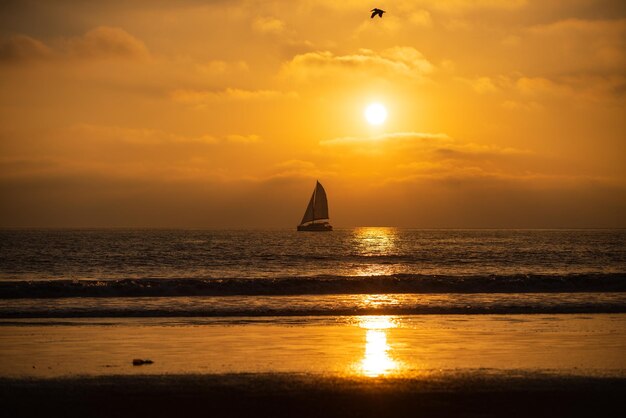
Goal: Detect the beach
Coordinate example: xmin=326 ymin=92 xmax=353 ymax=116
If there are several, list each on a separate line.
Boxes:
xmin=2 ymin=314 xmax=626 ymax=417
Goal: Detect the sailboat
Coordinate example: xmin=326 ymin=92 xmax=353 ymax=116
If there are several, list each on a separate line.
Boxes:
xmin=297 ymin=181 xmax=333 ymax=231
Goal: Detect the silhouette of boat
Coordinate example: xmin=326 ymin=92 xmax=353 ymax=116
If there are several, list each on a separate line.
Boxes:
xmin=297 ymin=181 xmax=333 ymax=231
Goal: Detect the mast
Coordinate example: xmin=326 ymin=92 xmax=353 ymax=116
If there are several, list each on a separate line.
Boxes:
xmin=312 ymin=181 xmax=316 ymax=224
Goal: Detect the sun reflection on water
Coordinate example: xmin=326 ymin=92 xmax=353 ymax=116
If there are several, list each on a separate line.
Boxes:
xmin=352 ymin=227 xmax=398 ymax=277
xmin=354 ymin=227 xmax=397 ymax=256
xmin=350 ymin=230 xmax=402 ymax=376
xmin=358 ymin=316 xmax=399 ymax=377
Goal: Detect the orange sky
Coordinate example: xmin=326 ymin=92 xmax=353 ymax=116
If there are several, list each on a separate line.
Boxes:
xmin=1 ymin=0 xmax=625 ymax=227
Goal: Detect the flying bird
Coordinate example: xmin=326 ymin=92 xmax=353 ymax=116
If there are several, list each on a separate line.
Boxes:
xmin=370 ymin=8 xmax=385 ymax=19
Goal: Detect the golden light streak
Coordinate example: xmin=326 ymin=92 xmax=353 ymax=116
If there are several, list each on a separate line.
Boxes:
xmin=352 ymin=227 xmax=398 ymax=276
xmin=358 ymin=316 xmax=398 ymax=377
xmin=354 ymin=227 xmax=397 ymax=254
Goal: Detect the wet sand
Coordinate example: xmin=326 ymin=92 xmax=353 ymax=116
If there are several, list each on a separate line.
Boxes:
xmin=2 ymin=314 xmax=626 ymax=377
xmin=1 ymin=314 xmax=625 ymax=417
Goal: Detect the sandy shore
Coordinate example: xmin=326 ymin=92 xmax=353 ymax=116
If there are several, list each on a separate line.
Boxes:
xmin=2 ymin=372 xmax=625 ymax=418
xmin=1 ymin=314 xmax=624 ymax=416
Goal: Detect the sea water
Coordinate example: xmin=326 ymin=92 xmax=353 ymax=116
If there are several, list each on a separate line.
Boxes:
xmin=1 ymin=228 xmax=625 ymax=317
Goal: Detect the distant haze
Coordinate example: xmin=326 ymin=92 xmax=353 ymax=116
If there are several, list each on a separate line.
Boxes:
xmin=1 ymin=1 xmax=625 ymax=228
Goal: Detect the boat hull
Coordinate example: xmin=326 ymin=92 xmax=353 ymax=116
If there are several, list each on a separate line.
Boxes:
xmin=297 ymin=223 xmax=333 ymax=232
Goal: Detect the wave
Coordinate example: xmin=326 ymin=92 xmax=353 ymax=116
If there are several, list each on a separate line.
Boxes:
xmin=1 ymin=293 xmax=626 ymax=318
xmin=1 ymin=273 xmax=625 ymax=299
xmin=3 ymin=307 xmax=626 ymax=318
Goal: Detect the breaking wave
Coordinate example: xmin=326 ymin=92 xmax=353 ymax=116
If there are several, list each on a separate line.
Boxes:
xmin=1 ymin=273 xmax=625 ymax=299
xmin=1 ymin=292 xmax=626 ymax=318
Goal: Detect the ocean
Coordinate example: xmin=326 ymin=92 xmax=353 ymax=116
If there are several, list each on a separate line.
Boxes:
xmin=1 ymin=228 xmax=625 ymax=318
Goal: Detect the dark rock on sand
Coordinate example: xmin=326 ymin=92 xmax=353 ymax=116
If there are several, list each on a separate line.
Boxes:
xmin=132 ymin=359 xmax=153 ymax=366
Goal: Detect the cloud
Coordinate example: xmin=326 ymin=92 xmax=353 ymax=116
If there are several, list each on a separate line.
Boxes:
xmin=62 ymin=26 xmax=149 ymax=59
xmin=528 ymin=18 xmax=626 ymax=36
xmin=282 ymin=47 xmax=435 ymax=82
xmin=71 ymin=124 xmax=262 ymax=147
xmin=391 ymin=164 xmax=616 ymax=188
xmin=226 ymin=134 xmax=261 ymax=144
xmin=273 ymin=159 xmax=317 ymax=174
xmin=427 ymin=0 xmax=527 ymax=13
xmin=501 ymin=100 xmax=542 ymax=111
xmin=0 ymin=35 xmax=52 ymax=63
xmin=522 ymin=18 xmax=626 ymax=72
xmin=195 ymin=60 xmax=248 ymax=75
xmin=409 ymin=9 xmax=433 ymax=26
xmin=515 ymin=74 xmax=626 ymax=102
xmin=319 ymin=131 xmax=538 ymax=186
xmin=252 ymin=16 xmax=286 ymax=35
xmin=459 ymin=72 xmax=625 ymax=104
xmin=171 ymin=88 xmax=298 ymax=106
xmin=265 ymin=159 xmax=332 ymax=181
xmin=321 ymin=132 xmax=450 ymax=147
xmin=314 ymin=0 xmax=527 ymax=13
xmin=321 ymin=131 xmax=530 ymax=162
xmin=462 ymin=76 xmax=500 ymax=94
xmin=0 ymin=124 xmax=264 ymax=187
xmin=388 ymin=149 xmax=566 ymax=193
xmin=433 ymin=143 xmax=530 ymax=159
xmin=0 ymin=156 xmax=67 ymax=179
xmin=0 ymin=26 xmax=148 ymax=64
xmin=70 ymin=124 xmax=218 ymax=145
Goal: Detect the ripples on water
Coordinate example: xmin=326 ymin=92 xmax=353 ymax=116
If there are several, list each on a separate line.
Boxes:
xmin=1 ymin=229 xmax=625 ymax=317
xmin=1 ymin=228 xmax=625 ymax=280
xmin=2 ymin=293 xmax=626 ymax=318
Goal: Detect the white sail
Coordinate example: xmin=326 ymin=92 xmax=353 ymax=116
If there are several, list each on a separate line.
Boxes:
xmin=299 ymin=181 xmax=329 ymax=225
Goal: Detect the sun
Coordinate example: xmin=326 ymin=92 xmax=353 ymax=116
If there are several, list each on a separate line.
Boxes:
xmin=364 ymin=103 xmax=387 ymax=126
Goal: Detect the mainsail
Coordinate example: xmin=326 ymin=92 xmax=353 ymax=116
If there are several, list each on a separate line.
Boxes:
xmin=300 ymin=181 xmax=329 ymax=225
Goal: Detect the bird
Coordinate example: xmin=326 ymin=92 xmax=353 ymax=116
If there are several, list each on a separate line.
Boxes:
xmin=371 ymin=8 xmax=385 ymax=19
